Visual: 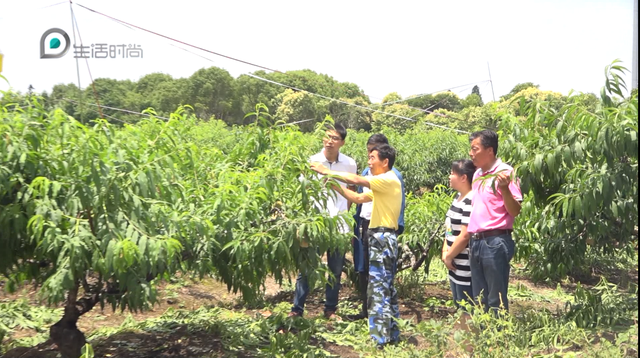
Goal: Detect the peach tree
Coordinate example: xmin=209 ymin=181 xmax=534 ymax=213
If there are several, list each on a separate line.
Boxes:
xmin=0 ymin=100 xmax=349 ymax=358
xmin=498 ymin=61 xmax=638 ymax=280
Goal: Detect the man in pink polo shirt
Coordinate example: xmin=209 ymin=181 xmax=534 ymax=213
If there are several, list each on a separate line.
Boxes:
xmin=467 ymin=130 xmax=522 ymax=314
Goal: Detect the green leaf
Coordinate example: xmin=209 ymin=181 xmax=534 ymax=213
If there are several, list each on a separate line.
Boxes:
xmin=534 ymin=154 xmax=543 ymax=174
xmin=573 ymin=196 xmax=583 ymax=219
xmin=546 ymin=152 xmax=556 ymax=173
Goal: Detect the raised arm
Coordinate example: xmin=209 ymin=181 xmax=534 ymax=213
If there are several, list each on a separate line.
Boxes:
xmin=496 ymin=171 xmax=522 ymax=217
xmin=310 ymin=162 xmax=371 ymax=188
xmin=331 ymin=183 xmax=372 ymax=204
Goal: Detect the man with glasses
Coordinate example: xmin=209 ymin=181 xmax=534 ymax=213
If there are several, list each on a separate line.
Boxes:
xmin=289 ymin=123 xmax=357 ymax=320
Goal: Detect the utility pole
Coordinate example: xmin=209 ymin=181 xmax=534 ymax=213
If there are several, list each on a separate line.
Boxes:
xmin=487 ymin=62 xmax=496 ymax=102
xmin=633 ymin=0 xmax=638 ymax=89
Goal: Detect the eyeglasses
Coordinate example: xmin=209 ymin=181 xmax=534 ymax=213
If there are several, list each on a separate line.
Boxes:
xmin=324 ymin=135 xmax=342 ymax=142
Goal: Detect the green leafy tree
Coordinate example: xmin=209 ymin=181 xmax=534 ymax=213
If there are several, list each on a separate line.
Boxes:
xmin=371 ymin=103 xmax=419 ymax=133
xmin=154 ymin=78 xmax=190 ymax=115
xmin=235 ymin=71 xmax=284 ymax=123
xmin=462 ymin=93 xmax=483 ymax=108
xmin=499 ymin=60 xmax=638 ymax=280
xmin=135 ymin=73 xmax=174 ymax=112
xmin=47 ymin=83 xmax=82 ymax=119
xmin=405 ymin=91 xmax=463 ymax=112
xmin=381 ymin=92 xmax=402 ymax=104
xmin=273 ymin=89 xmax=321 ymax=131
xmin=0 ymin=98 xmax=350 ymax=357
xmin=432 ymin=91 xmax=463 ymax=112
xmin=269 ymin=69 xmax=366 ymax=100
xmin=74 ymin=78 xmax=141 ymax=124
xmin=187 ymin=67 xmax=236 ymax=121
xmin=498 ymin=86 xmax=566 ymax=118
xmin=500 ymin=82 xmax=539 ymax=101
xmin=325 ymin=96 xmax=373 ymax=131
xmin=472 ymin=85 xmax=483 ymax=102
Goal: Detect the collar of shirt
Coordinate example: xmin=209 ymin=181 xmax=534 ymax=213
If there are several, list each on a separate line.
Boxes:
xmin=310 ymin=149 xmax=343 ymax=164
xmin=478 ymin=158 xmax=504 ymax=176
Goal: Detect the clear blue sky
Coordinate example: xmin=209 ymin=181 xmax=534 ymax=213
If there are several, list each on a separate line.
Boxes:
xmin=0 ymin=0 xmax=635 ymax=102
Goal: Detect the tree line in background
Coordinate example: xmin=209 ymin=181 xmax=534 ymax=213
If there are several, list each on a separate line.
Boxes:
xmin=0 ymin=66 xmax=606 ymax=133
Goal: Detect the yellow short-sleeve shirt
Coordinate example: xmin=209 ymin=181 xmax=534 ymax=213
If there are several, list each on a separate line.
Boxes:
xmin=364 ymin=170 xmax=402 ymax=230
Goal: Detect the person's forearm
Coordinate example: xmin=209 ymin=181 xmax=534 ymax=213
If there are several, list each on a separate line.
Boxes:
xmin=326 ymin=170 xmax=370 ymax=188
xmin=501 ymin=187 xmax=522 ymax=217
xmin=347 ymin=185 xmax=356 ymax=210
xmin=333 ymin=184 xmax=371 ymax=204
xmin=446 ymin=233 xmax=470 ymax=259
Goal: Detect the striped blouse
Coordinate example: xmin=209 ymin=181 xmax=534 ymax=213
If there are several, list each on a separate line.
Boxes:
xmin=445 ymin=192 xmax=474 ymax=286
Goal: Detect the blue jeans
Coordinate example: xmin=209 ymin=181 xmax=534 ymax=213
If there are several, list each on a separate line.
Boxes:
xmin=469 ymin=233 xmax=515 ymax=313
xmin=449 ymin=280 xmax=473 ymax=309
xmin=292 ymin=248 xmax=344 ymax=315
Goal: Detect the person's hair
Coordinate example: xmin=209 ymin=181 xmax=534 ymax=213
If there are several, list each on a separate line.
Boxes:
xmin=370 ymin=144 xmax=396 ymax=170
xmin=451 ymin=159 xmax=477 ymax=185
xmin=469 ymin=130 xmax=499 ymax=156
xmin=329 ymin=122 xmax=347 ymax=140
xmin=366 ymin=133 xmax=389 ymax=147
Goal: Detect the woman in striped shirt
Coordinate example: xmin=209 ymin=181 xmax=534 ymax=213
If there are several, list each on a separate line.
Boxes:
xmin=442 ymin=159 xmax=476 ymax=309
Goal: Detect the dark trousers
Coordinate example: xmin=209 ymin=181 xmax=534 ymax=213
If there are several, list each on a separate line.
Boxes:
xmin=358 ymin=219 xmax=370 ymax=315
xmin=469 ymin=233 xmax=515 ymax=313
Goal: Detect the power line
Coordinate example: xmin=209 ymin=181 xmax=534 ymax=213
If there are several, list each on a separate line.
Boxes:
xmin=125 ymin=36 xmax=466 ymax=132
xmin=246 ymin=73 xmax=470 ymax=134
xmin=63 ymin=98 xmax=171 ymax=121
xmin=69 ymin=1 xmax=84 ymax=122
xmin=69 ymin=2 xmax=470 ymax=134
xmin=369 ymin=84 xmax=478 ymax=122
xmin=73 ymin=2 xmax=282 ymax=73
xmin=380 ymin=80 xmax=490 ymax=106
xmin=70 ymin=1 xmax=104 ymax=119
xmin=276 ymin=118 xmax=316 ymax=127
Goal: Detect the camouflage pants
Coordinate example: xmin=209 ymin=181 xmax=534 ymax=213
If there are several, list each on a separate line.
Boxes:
xmin=367 ymin=230 xmax=400 ymax=344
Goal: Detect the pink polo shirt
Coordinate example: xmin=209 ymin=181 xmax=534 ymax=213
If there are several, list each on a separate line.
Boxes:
xmin=467 ymin=159 xmax=523 ymax=234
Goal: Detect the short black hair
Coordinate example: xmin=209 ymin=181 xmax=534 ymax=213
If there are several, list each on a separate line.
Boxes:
xmin=370 ymin=144 xmax=396 ymax=170
xmin=329 ymin=122 xmax=347 ymax=140
xmin=451 ymin=159 xmax=477 ymax=185
xmin=367 ymin=133 xmax=389 ymax=147
xmin=469 ymin=130 xmax=498 ymax=156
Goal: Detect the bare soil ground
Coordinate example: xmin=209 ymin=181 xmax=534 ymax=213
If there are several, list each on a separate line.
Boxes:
xmin=0 ymin=267 xmax=627 ymax=358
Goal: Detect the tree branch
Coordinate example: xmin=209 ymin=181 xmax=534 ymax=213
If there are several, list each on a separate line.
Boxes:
xmin=412 ymin=224 xmax=444 ymax=272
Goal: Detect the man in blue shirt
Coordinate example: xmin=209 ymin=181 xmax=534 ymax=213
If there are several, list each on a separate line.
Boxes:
xmin=350 ymin=133 xmax=406 ymax=320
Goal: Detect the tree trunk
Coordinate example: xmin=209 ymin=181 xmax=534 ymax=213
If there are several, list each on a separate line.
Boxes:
xmin=50 ymin=286 xmax=87 ymax=358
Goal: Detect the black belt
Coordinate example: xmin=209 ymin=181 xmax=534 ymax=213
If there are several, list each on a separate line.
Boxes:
xmin=368 ymin=227 xmax=396 ymax=234
xmin=472 ymin=229 xmax=512 ymax=240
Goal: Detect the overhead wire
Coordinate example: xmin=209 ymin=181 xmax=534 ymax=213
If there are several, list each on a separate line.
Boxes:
xmin=380 ymin=80 xmax=491 ymax=106
xmin=63 ymin=98 xmax=171 ymax=121
xmin=70 ymin=1 xmax=104 ymax=119
xmin=247 ymin=73 xmax=470 ymax=134
xmin=69 ymin=1 xmax=84 ymax=122
xmin=107 ymin=31 xmax=469 ymax=133
xmin=68 ymin=2 xmax=472 ymax=133
xmin=73 ymin=2 xmax=282 ymax=73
